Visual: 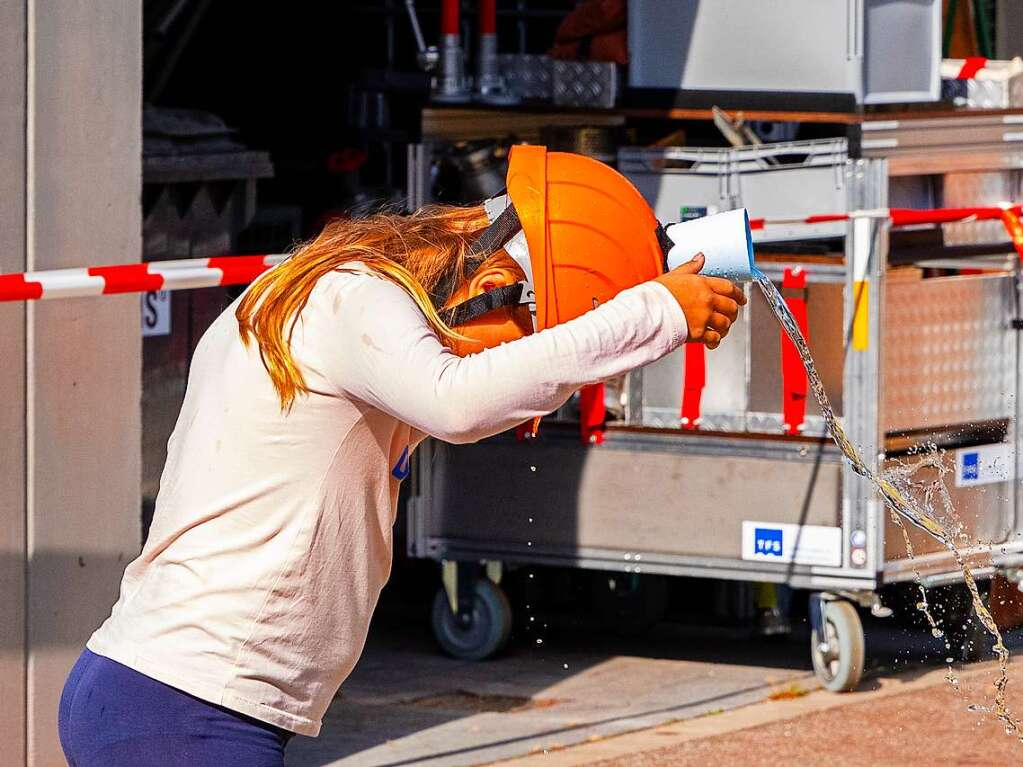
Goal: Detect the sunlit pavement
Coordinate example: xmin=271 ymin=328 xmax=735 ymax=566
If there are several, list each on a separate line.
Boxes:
xmin=501 ymin=656 xmax=1023 ymax=767
xmin=285 ymin=605 xmax=1022 ymax=767
xmin=286 ymin=610 xmax=811 ymax=767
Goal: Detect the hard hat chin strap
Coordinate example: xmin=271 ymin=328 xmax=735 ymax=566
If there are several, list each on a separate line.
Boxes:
xmin=470 ymin=200 xmax=522 ymax=262
xmin=439 ymin=195 xmax=535 ymax=328
xmin=438 ymin=282 xmax=524 ymax=327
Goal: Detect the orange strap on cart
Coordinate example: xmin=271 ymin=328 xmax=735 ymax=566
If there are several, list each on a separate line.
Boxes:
xmin=680 ymin=343 xmax=705 ymax=430
xmin=1000 ymin=208 xmax=1023 ymax=262
xmin=780 ymin=267 xmax=809 ymax=435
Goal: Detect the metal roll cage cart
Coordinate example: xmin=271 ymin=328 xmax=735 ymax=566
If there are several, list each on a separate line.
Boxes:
xmin=406 ymin=112 xmax=1023 ymax=691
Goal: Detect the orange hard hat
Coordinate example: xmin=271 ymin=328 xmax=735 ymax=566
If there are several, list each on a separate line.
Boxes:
xmin=440 ymin=145 xmax=670 ymax=332
xmin=506 ymin=144 xmax=667 ymax=332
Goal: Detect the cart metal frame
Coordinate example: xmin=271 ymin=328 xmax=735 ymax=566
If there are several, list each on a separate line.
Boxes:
xmin=404 ymin=113 xmax=1023 ymax=687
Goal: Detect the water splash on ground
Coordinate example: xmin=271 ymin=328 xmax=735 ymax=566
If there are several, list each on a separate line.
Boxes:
xmin=754 ymin=269 xmax=1020 ymax=738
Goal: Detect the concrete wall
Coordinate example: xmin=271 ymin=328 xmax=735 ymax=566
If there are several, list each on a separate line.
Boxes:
xmin=2 ymin=2 xmax=142 ymax=764
xmin=0 ymin=1 xmax=28 ymax=764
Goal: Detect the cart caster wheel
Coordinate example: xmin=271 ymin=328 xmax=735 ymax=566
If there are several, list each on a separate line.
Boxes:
xmin=431 ymin=578 xmax=512 ymax=661
xmin=810 ymin=600 xmax=865 ymax=692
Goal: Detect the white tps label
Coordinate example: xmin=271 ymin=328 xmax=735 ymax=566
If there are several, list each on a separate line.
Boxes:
xmin=742 ymin=521 xmax=842 ymax=567
xmin=955 ymin=443 xmax=1013 ymax=488
xmin=141 ymin=291 xmax=171 ymax=337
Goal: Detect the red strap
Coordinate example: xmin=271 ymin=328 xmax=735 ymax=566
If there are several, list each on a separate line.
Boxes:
xmin=88 ymin=264 xmax=163 ymax=294
xmin=209 ymin=255 xmax=271 ymax=286
xmin=958 ymin=57 xmax=988 ymax=79
xmin=578 ymin=384 xmax=606 ymax=445
xmin=804 ymin=214 xmax=849 ymax=225
xmin=781 ymin=267 xmax=809 ymax=435
xmin=680 ymin=343 xmax=705 ymax=430
xmin=889 ymin=205 xmax=1023 ymax=226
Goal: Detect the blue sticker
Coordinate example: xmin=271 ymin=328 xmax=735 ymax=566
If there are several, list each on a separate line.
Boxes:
xmin=962 ymin=452 xmax=979 ymax=481
xmin=754 ymin=527 xmax=784 ymax=557
xmin=391 ymin=446 xmax=411 ymax=480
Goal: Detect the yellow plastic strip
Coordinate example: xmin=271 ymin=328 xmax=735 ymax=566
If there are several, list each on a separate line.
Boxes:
xmin=852 ymin=280 xmax=869 ymax=351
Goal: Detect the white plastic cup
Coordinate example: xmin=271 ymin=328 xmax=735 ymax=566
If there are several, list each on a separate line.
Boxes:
xmin=664 ymin=208 xmax=755 ymax=281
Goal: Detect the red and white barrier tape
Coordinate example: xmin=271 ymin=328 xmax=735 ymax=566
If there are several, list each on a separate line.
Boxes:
xmin=3 ymin=205 xmax=1023 ymax=304
xmin=0 ymin=254 xmax=285 ymax=303
xmin=748 ymin=204 xmax=1023 ymax=231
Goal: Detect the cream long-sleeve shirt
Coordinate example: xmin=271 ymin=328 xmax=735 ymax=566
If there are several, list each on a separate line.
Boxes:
xmin=87 ymin=265 xmax=688 ymax=736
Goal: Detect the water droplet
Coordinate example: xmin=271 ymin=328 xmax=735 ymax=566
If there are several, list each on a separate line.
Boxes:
xmin=536 ymin=638 xmax=543 ymax=645
xmin=946 ymin=657 xmax=955 ymax=664
xmin=528 ymin=517 xmax=534 ymax=523
xmin=528 ymin=573 xmax=535 ymax=579
xmin=527 ymin=541 xmax=533 ymax=547
xmin=529 ymin=465 xmax=536 ymax=472
xmin=563 ymin=663 xmax=569 ymax=669
xmin=932 ymin=628 xmax=945 ymax=638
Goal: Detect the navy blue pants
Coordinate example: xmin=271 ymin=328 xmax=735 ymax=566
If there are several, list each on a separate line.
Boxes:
xmin=59 ymin=650 xmax=291 ymax=767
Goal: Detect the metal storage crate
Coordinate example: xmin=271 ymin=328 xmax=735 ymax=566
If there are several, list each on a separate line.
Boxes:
xmin=551 ymin=60 xmax=620 ymax=109
xmin=406 ymin=139 xmax=1023 ymax=691
xmin=627 ymin=0 xmax=941 ymax=105
xmin=497 ymin=54 xmax=553 ymax=102
xmin=942 ymin=171 xmax=1023 ymax=245
xmin=618 ymin=140 xmax=849 ymax=242
xmin=631 ymin=270 xmax=845 ymax=434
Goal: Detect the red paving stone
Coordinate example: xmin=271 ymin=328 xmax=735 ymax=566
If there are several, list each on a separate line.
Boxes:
xmin=593 ymin=666 xmax=1023 ymax=767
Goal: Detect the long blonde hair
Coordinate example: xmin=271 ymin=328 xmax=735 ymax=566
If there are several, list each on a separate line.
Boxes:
xmin=236 ymin=204 xmax=491 ymax=411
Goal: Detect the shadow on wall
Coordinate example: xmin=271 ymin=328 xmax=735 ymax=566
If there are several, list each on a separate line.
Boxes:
xmin=7 ymin=551 xmax=136 ymax=653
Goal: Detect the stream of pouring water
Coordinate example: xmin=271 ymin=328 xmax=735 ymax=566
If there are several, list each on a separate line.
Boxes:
xmin=753 ymin=268 xmax=1022 ymax=738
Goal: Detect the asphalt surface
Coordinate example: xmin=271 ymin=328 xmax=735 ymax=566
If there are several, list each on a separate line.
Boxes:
xmin=286 ymin=613 xmax=812 ymax=767
xmin=285 ymin=575 xmax=1023 ymax=767
xmin=588 ymin=658 xmax=1023 ymax=767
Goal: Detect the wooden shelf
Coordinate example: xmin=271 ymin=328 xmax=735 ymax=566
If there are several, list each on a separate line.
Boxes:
xmin=422 ymin=102 xmax=1023 ymax=137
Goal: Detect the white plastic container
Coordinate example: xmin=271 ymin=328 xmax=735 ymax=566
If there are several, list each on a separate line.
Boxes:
xmin=665 ymin=208 xmax=755 ymax=281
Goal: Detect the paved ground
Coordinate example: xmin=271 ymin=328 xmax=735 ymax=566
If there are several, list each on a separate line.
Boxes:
xmin=496 ymin=657 xmax=1023 ymax=766
xmin=286 ymin=613 xmax=813 ymax=767
xmin=284 ymin=564 xmax=1023 ymax=767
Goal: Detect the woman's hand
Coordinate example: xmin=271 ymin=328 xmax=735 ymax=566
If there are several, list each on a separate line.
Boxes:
xmin=654 ymin=253 xmax=747 ymax=350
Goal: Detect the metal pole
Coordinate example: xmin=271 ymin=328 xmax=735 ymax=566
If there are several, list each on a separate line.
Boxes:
xmin=433 ymin=0 xmax=470 ymax=102
xmin=475 ymin=0 xmax=518 ymax=104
